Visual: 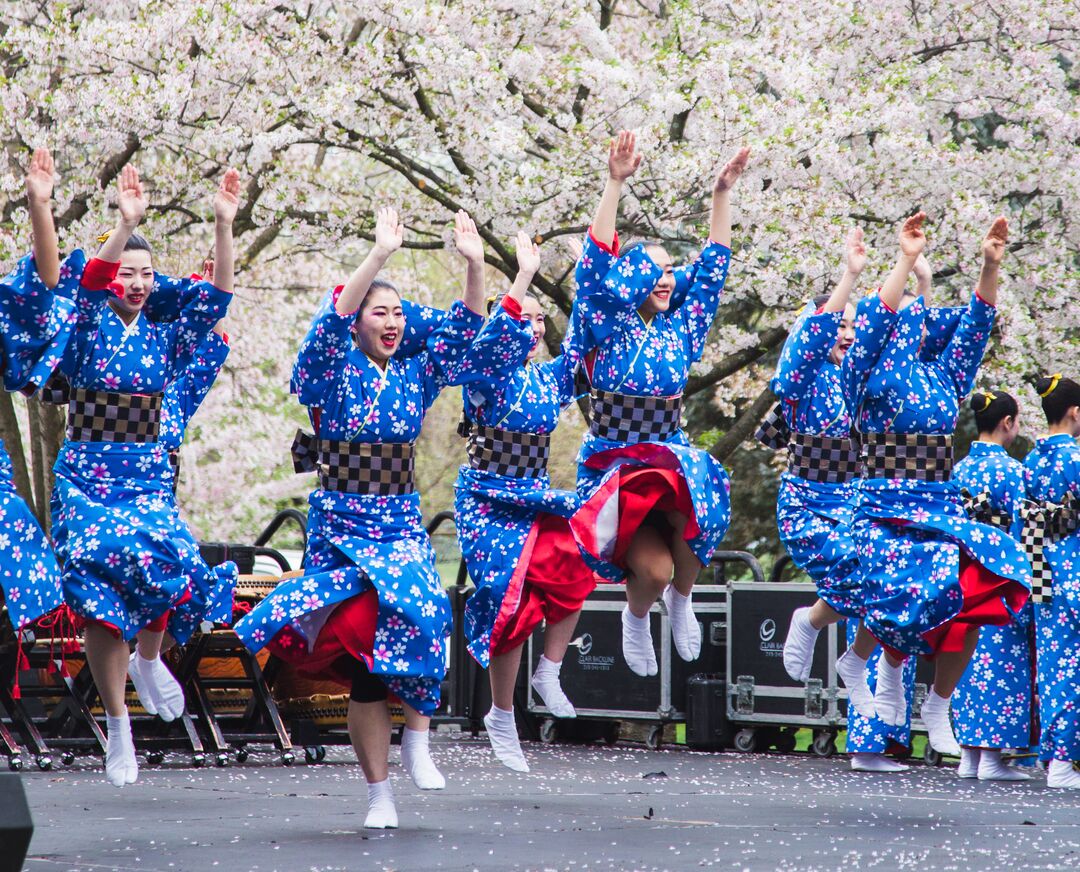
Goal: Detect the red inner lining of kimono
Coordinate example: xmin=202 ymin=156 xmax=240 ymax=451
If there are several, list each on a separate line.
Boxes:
xmin=609 ymin=467 xmax=699 ymax=568
xmin=491 ymin=514 xmax=598 ymax=657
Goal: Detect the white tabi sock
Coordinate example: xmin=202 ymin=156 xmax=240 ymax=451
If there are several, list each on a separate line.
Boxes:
xmin=530 ymin=656 xmax=576 ymax=719
xmin=851 ymin=752 xmax=908 ymax=773
xmin=621 ymin=606 xmax=658 ymax=677
xmin=129 ymin=652 xmax=185 ymax=722
xmin=105 ymin=712 xmax=138 ymax=787
xmin=364 ymin=779 xmax=398 ymax=828
xmin=958 ymin=747 xmax=981 ymax=778
xmin=873 ymin=656 xmax=907 ymax=727
xmin=483 ymin=705 xmax=529 ymax=773
xmin=978 ymin=748 xmax=1031 ymax=781
xmin=920 ymin=688 xmax=961 ymax=757
xmin=782 ymin=606 xmax=819 ymax=683
xmin=400 ymin=726 xmax=445 ymax=790
xmin=662 ymin=585 xmax=701 ymax=661
xmin=1047 ymin=759 xmax=1080 ymax=789
xmin=127 ymin=652 xmax=159 ymax=717
xmin=836 ymin=649 xmax=878 ymax=721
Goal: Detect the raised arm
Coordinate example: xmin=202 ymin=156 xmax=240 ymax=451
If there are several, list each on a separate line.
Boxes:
xmin=25 ymin=147 xmax=59 ymax=289
xmin=913 ymin=252 xmax=932 ymax=301
xmin=505 ymin=230 xmax=540 ymax=307
xmin=201 ymin=258 xmax=227 ymax=337
xmin=212 ymin=169 xmax=239 ymax=294
xmin=976 ymin=216 xmax=1007 ymax=307
xmin=453 ymin=210 xmax=486 ymax=315
xmin=878 ymin=211 xmax=927 ymax=312
xmin=96 ymin=164 xmax=147 ymax=265
xmin=336 ymin=207 xmax=403 ymax=316
xmin=590 ymin=131 xmax=642 ymax=250
xmin=708 ymin=147 xmax=750 ymax=248
xmin=822 ymin=227 xmax=866 ymax=314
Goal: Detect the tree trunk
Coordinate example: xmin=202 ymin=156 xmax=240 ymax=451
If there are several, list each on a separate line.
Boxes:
xmin=708 ymin=385 xmax=775 ymax=463
xmin=38 ymin=399 xmax=64 ymax=526
xmin=26 ymin=399 xmax=48 ymax=526
xmin=0 ymin=391 xmax=33 ymax=504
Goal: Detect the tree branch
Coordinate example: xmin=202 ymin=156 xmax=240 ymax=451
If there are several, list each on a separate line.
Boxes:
xmin=57 ymin=132 xmax=141 ymax=228
xmin=685 ymin=326 xmax=787 ymax=396
xmin=708 ymin=384 xmax=776 ymax=462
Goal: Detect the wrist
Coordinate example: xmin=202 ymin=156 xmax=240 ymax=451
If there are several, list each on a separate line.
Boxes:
xmin=26 ymin=192 xmax=51 ymax=207
xmin=214 ymin=216 xmax=234 ymax=228
xmin=119 ymin=217 xmax=141 ymax=232
xmin=370 ymin=244 xmax=395 ymax=261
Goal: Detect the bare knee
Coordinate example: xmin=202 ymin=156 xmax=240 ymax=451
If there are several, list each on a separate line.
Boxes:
xmin=626 ymin=529 xmax=673 ymax=593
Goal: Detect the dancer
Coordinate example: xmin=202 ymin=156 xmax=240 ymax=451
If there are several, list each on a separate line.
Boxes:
xmin=235 ymin=208 xmax=487 ymax=828
xmin=569 ymin=132 xmax=748 ymax=676
xmin=452 ymin=231 xmax=595 ymax=772
xmin=1021 ymin=375 xmax=1080 ymax=788
xmin=0 ymin=148 xmax=80 ymax=631
xmin=773 ymin=229 xmax=865 ymax=682
xmin=840 ymin=212 xmax=1029 ymax=758
xmin=951 ymin=389 xmax=1033 ymax=780
xmin=52 ymin=164 xmax=239 ymax=786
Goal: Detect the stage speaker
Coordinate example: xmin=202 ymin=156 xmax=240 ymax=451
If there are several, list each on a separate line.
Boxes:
xmin=0 ymin=773 xmax=34 ymax=872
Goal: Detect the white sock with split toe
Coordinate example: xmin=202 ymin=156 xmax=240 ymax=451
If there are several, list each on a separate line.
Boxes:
xmin=1047 ymin=759 xmax=1080 ymax=789
xmin=851 ymin=752 xmax=908 ymax=773
xmin=483 ymin=705 xmax=529 ymax=773
xmin=836 ymin=649 xmax=877 ymax=721
xmin=364 ymin=779 xmax=398 ymax=828
xmin=530 ymin=656 xmax=576 ymax=719
xmin=978 ymin=748 xmax=1031 ymax=781
xmin=663 ymin=585 xmax=700 ymax=661
xmin=129 ymin=652 xmax=185 ymax=722
xmin=105 ymin=712 xmax=138 ymax=787
xmin=400 ymin=726 xmax=445 ymax=790
xmin=958 ymin=747 xmax=980 ymax=778
xmin=783 ymin=607 xmax=819 ymax=683
xmin=920 ymin=688 xmax=961 ymax=757
xmin=873 ymin=657 xmax=907 ymax=727
xmin=621 ymin=606 xmax=658 ymax=677
xmin=127 ymin=652 xmax=159 ymax=717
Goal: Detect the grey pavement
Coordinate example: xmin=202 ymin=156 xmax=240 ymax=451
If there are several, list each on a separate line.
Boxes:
xmin=17 ymin=734 xmax=1080 ymax=872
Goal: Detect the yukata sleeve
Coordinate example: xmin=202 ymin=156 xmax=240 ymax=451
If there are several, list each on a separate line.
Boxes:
xmin=291 ymin=286 xmax=354 ymax=407
xmin=58 ymin=253 xmax=125 ymax=378
xmin=549 ymin=314 xmax=586 ymax=406
xmin=1000 ymin=460 xmax=1027 ymax=525
xmin=573 ymin=228 xmax=620 ymax=306
xmin=396 ymin=299 xmax=447 ymax=359
xmin=575 ymin=243 xmax=662 ymax=349
xmin=841 ymin=291 xmax=900 ymax=418
xmin=771 ymin=311 xmax=841 ymax=403
xmin=160 ymin=279 xmax=232 ymax=380
xmin=169 ymin=331 xmax=230 ymax=429
xmin=939 ymin=293 xmax=996 ymax=398
xmin=674 ymin=242 xmax=732 ymax=365
xmin=448 ymin=298 xmax=534 ymax=407
xmin=417 ymin=299 xmax=486 ymax=402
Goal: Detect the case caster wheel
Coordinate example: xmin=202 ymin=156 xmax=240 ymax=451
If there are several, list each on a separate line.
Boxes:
xmin=281 ymin=751 xmax=295 ymax=766
xmin=61 ymin=752 xmax=75 ymax=766
xmin=147 ymin=751 xmax=165 ymax=765
xmin=539 ymin=719 xmax=557 ymax=744
xmin=603 ymin=723 xmax=620 ymax=746
xmin=304 ymin=746 xmax=326 ymax=764
xmin=646 ymin=725 xmax=664 ymax=751
xmin=36 ymin=755 xmax=52 ymax=771
xmin=235 ymin=748 xmax=249 ymax=764
xmin=733 ymin=728 xmax=757 ymax=753
xmin=192 ymin=753 xmax=206 ymax=768
xmin=811 ymin=731 xmax=836 ymax=758
xmin=8 ymin=756 xmax=22 ymax=771
xmin=923 ymin=745 xmax=943 ymax=767
xmin=215 ymin=752 xmax=229 ymax=768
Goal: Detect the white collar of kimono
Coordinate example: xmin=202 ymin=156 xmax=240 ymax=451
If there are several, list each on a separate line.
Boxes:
xmin=348 ymin=352 xmax=392 ymax=440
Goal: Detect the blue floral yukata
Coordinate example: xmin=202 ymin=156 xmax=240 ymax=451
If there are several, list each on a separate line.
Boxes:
xmin=0 ymin=251 xmax=81 ymax=629
xmin=234 ymin=288 xmax=483 ymax=715
xmin=159 ymin=330 xmax=229 ymax=462
xmin=452 ymin=299 xmax=596 ymax=667
xmin=843 ymin=292 xmax=1030 ymax=656
xmin=845 ymin=620 xmax=919 ymax=755
xmin=771 ymin=307 xmax=861 ymax=617
xmin=569 ymin=231 xmax=732 ymax=580
xmin=1023 ymin=434 xmax=1080 ymax=762
xmin=51 ymin=256 xmax=235 ymax=643
xmin=950 ymin=441 xmax=1034 ymax=750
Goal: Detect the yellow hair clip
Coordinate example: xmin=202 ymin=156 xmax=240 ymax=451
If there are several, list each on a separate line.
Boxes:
xmin=1040 ymin=374 xmax=1063 ymax=398
xmin=980 ymin=391 xmax=996 ymax=411
xmin=96 ymin=229 xmax=112 ymax=244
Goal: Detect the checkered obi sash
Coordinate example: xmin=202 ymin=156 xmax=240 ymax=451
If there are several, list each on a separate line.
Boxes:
xmin=291 ymin=429 xmax=415 ymax=496
xmin=589 ymin=389 xmax=682 ymax=444
xmin=1018 ymin=495 xmax=1080 ymax=604
xmin=168 ymin=451 xmax=180 ymax=494
xmin=754 ymin=401 xmax=790 ymax=451
xmin=787 ymin=431 xmax=860 ymax=484
xmin=466 ymin=425 xmax=550 ymax=478
xmin=960 ymin=489 xmax=1012 ymax=530
xmin=860 ymin=432 xmax=953 ymax=482
xmin=66 ymin=389 xmax=162 ymax=443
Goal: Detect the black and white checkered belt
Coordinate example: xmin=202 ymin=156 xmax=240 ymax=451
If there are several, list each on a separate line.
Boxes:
xmin=1019 ymin=495 xmax=1080 ymax=604
xmin=66 ymin=389 xmax=162 ymax=443
xmin=291 ymin=429 xmax=415 ymax=496
xmin=860 ymin=432 xmax=953 ymax=482
xmin=466 ymin=425 xmax=550 ymax=478
xmin=960 ymin=489 xmax=1011 ymax=530
xmin=588 ymin=389 xmax=682 ymax=444
xmin=786 ymin=432 xmax=860 ymax=484
xmin=168 ymin=451 xmax=180 ymax=495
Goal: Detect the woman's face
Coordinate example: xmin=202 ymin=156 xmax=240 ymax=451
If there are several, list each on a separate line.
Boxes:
xmin=829 ymin=302 xmax=857 ymax=364
xmin=639 ymin=245 xmax=676 ymax=316
xmin=521 ymin=295 xmax=546 ymax=361
xmin=111 ymin=249 xmax=154 ymax=318
xmin=353 ymin=287 xmax=404 ymax=364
